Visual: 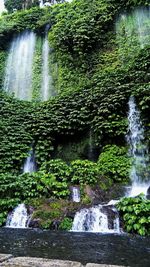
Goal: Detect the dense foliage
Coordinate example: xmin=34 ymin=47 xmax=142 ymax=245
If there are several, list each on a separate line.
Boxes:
xmin=98 ymin=145 xmax=131 ymax=183
xmin=117 ymin=195 xmax=150 ymax=236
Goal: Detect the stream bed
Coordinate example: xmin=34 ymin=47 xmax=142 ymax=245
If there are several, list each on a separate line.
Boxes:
xmin=0 ymin=228 xmax=149 ymax=267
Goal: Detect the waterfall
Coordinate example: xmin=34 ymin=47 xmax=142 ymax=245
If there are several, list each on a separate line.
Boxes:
xmin=72 ymin=187 xmax=80 ymax=203
xmin=0 ymin=0 xmax=6 ymax=13
xmin=72 ymin=204 xmax=120 ymax=233
xmin=23 ymin=148 xmax=36 ymax=173
xmin=88 ymin=129 xmax=94 ymax=160
xmin=6 ymin=204 xmax=29 ymax=228
xmin=134 ymin=8 xmax=150 ymax=48
xmin=4 ymin=31 xmax=36 ymax=101
xmin=4 ymin=28 xmax=55 ymax=101
xmin=127 ymin=96 xmax=149 ymax=197
xmin=5 ymin=148 xmax=35 ymax=228
xmin=39 ymin=0 xmax=44 ymax=8
xmin=116 ymin=8 xmax=150 ymax=63
xmin=41 ymin=28 xmax=55 ymax=101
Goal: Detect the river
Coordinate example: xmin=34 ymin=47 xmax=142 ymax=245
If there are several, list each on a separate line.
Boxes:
xmin=0 ymin=228 xmax=149 ymax=267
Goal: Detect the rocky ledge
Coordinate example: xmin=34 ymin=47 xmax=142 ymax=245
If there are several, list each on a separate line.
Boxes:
xmin=0 ymin=254 xmax=128 ymax=267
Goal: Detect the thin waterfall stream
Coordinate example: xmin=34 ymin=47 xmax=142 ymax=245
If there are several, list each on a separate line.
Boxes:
xmin=23 ymin=148 xmax=36 ymax=173
xmin=41 ymin=26 xmax=55 ymax=101
xmin=116 ymin=7 xmax=150 ymax=64
xmin=6 ymin=148 xmax=36 ymax=228
xmin=71 ymin=187 xmax=80 ymax=203
xmin=127 ymin=96 xmax=149 ymax=196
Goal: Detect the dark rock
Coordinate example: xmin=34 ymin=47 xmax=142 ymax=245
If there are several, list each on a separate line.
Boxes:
xmin=101 ymin=205 xmax=118 ymax=230
xmin=51 ymin=220 xmax=61 ymax=230
xmin=28 ymin=219 xmax=40 ymax=228
xmin=27 ymin=206 xmax=35 ymax=215
xmin=146 ymin=186 xmax=150 ymax=199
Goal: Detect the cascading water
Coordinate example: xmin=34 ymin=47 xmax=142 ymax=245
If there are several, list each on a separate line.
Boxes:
xmin=134 ymin=7 xmax=150 ymax=48
xmin=23 ymin=148 xmax=36 ymax=173
xmin=127 ymin=96 xmax=149 ymax=197
xmin=6 ymin=148 xmax=36 ymax=228
xmin=88 ymin=129 xmax=94 ymax=160
xmin=72 ymin=204 xmax=120 ymax=233
xmin=0 ymin=0 xmax=6 ymax=13
xmin=6 ymin=204 xmax=29 ymax=228
xmin=39 ymin=0 xmax=44 ymax=8
xmin=72 ymin=187 xmax=80 ymax=203
xmin=116 ymin=7 xmax=150 ymax=63
xmin=41 ymin=27 xmax=55 ymax=101
xmin=4 ymin=31 xmax=36 ymax=100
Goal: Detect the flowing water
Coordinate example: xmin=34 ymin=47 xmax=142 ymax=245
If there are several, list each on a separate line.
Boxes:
xmin=127 ymin=96 xmax=149 ymax=196
xmin=134 ymin=7 xmax=150 ymax=48
xmin=0 ymin=0 xmax=6 ymax=13
xmin=0 ymin=228 xmax=149 ymax=267
xmin=72 ymin=204 xmax=120 ymax=233
xmin=4 ymin=31 xmax=36 ymax=100
xmin=72 ymin=187 xmax=80 ymax=203
xmin=23 ymin=148 xmax=36 ymax=173
xmin=88 ymin=129 xmax=94 ymax=160
xmin=6 ymin=204 xmax=29 ymax=228
xmin=5 ymin=148 xmax=36 ymax=228
xmin=116 ymin=7 xmax=150 ymax=63
xmin=41 ymin=29 xmax=55 ymax=101
xmin=4 ymin=29 xmax=55 ymax=101
xmin=39 ymin=0 xmax=44 ymax=8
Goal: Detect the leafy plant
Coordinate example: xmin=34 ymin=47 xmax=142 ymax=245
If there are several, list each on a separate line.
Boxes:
xmin=59 ymin=217 xmax=73 ymax=231
xmin=70 ymin=159 xmax=98 ymax=185
xmin=117 ymin=195 xmax=150 ymax=236
xmin=98 ymin=145 xmax=131 ymax=183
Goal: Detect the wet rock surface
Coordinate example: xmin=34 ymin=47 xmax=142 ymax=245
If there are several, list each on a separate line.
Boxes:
xmin=0 ymin=255 xmax=127 ymax=267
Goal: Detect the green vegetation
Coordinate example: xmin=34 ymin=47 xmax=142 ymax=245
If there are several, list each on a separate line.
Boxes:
xmin=70 ymin=160 xmax=98 ymax=186
xmin=117 ymin=195 xmax=150 ymax=236
xmin=30 ymin=199 xmax=77 ymax=230
xmin=4 ymin=0 xmax=39 ymax=13
xmin=98 ymin=145 xmax=131 ymax=183
xmin=59 ymin=217 xmax=73 ymax=230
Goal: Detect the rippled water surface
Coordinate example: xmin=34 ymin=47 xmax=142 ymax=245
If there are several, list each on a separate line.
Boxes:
xmin=0 ymin=228 xmax=149 ymax=267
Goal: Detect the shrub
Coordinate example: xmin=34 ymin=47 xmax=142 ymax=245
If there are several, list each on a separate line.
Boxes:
xmin=59 ymin=217 xmax=73 ymax=231
xmin=117 ymin=195 xmax=150 ymax=236
xmin=70 ymin=159 xmax=98 ymax=186
xmin=98 ymin=145 xmax=130 ymax=183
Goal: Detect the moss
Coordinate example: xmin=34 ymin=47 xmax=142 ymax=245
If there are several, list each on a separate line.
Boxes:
xmin=30 ymin=198 xmax=83 ymax=230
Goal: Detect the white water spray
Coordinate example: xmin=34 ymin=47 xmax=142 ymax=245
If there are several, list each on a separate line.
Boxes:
xmin=4 ymin=31 xmax=36 ymax=100
xmin=6 ymin=204 xmax=29 ymax=228
xmin=116 ymin=8 xmax=150 ymax=63
xmin=72 ymin=204 xmax=120 ymax=233
xmin=72 ymin=187 xmax=80 ymax=203
xmin=6 ymin=148 xmax=36 ymax=228
xmin=41 ymin=27 xmax=55 ymax=101
xmin=39 ymin=0 xmax=44 ymax=8
xmin=134 ymin=8 xmax=150 ymax=48
xmin=0 ymin=0 xmax=6 ymax=13
xmin=23 ymin=148 xmax=36 ymax=173
xmin=127 ymin=96 xmax=149 ymax=197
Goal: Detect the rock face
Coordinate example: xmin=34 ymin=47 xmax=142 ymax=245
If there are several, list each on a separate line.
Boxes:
xmin=146 ymin=186 xmax=150 ymax=199
xmin=0 ymin=257 xmax=83 ymax=267
xmin=0 ymin=255 xmax=128 ymax=267
xmin=0 ymin=255 xmax=13 ymax=263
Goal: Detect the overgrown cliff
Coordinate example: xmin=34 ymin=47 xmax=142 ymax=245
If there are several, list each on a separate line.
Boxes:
xmin=0 ymin=0 xmax=150 ymax=234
